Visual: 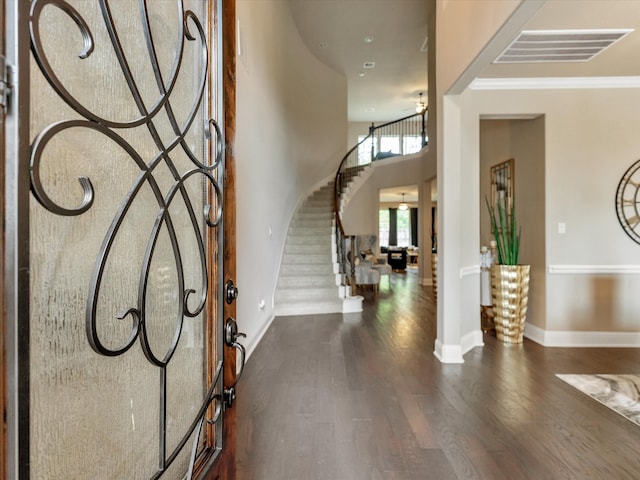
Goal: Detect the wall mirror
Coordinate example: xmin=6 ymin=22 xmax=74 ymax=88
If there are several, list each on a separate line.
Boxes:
xmin=490 ymin=158 xmax=514 ymax=215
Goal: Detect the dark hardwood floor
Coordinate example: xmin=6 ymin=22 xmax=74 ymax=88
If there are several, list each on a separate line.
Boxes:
xmin=236 ymin=268 xmax=640 ymax=479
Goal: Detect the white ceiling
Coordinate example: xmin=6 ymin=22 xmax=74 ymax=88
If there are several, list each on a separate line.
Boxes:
xmin=480 ymin=0 xmax=640 ymax=80
xmin=289 ymin=0 xmax=640 ymax=126
xmin=289 ymin=0 xmax=429 ymax=122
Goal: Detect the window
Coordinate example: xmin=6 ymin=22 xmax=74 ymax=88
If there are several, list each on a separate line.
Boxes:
xmin=403 ymin=135 xmax=423 ymax=155
xmin=360 ymin=133 xmax=427 ymax=163
xmin=397 ymin=209 xmax=411 ymax=247
xmin=379 ymin=209 xmax=389 ymax=247
xmin=379 ymin=135 xmax=400 ymax=155
xmin=379 ymin=208 xmax=411 ymax=247
xmin=357 ymin=135 xmax=375 ymax=165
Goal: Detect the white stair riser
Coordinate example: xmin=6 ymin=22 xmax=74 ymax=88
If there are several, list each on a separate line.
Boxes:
xmin=298 ymin=208 xmax=333 ymax=216
xmin=286 ymin=236 xmax=327 ymax=246
xmin=288 ymin=228 xmax=332 ymax=237
xmin=282 ymin=254 xmax=333 ymax=265
xmin=304 ymin=195 xmax=332 ymax=203
xmin=280 ymin=264 xmax=334 ymax=276
xmin=284 ymin=244 xmax=332 ymax=255
xmin=291 ymin=219 xmax=332 ymax=228
xmin=303 ymin=196 xmax=331 ymax=201
xmin=278 ymin=276 xmax=336 ymax=288
xmin=275 ymin=288 xmax=340 ymax=302
xmin=295 ymin=212 xmax=333 ymax=220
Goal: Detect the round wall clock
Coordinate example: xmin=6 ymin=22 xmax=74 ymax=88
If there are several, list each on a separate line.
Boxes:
xmin=616 ymin=159 xmax=640 ymax=245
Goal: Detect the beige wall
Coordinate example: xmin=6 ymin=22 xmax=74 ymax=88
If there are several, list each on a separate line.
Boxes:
xmin=436 ymin=0 xmax=522 ymax=94
xmin=512 ymin=117 xmax=546 ymax=330
xmin=236 ymin=0 xmax=347 ymax=353
xmin=470 ymin=87 xmax=640 ymax=334
xmin=348 ymin=122 xmax=373 ymax=148
xmin=479 ymin=121 xmax=512 ymax=247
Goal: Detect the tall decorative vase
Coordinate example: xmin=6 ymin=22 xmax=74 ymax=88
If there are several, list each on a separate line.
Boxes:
xmin=431 ymin=252 xmax=438 ymax=298
xmin=490 ymin=264 xmax=530 ymax=344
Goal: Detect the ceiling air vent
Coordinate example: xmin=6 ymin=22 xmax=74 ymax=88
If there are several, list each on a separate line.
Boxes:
xmin=494 ymin=29 xmax=633 ymax=64
xmin=363 ymin=61 xmax=375 ymax=69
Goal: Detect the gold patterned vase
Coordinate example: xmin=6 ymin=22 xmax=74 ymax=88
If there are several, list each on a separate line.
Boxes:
xmin=490 ymin=264 xmax=530 ymax=344
xmin=431 ymin=252 xmax=438 ymax=298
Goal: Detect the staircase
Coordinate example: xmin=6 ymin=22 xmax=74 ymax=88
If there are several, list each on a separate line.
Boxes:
xmin=274 ymin=111 xmax=427 ymax=317
xmin=336 ymin=164 xmax=372 ymax=217
xmin=274 ymin=183 xmax=362 ymax=316
xmin=333 ymin=111 xmax=427 ymax=286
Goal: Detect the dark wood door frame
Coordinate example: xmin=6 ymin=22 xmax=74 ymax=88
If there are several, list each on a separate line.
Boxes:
xmin=1 ymin=2 xmax=6 ymax=478
xmin=202 ymin=0 xmax=237 ymax=477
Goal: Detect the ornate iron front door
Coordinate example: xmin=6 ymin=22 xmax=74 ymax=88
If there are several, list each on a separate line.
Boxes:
xmin=5 ymin=1 xmax=237 ymax=478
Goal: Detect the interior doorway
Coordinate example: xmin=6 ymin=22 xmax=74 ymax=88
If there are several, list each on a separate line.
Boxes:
xmin=479 ymin=116 xmax=546 ymax=332
xmin=379 ymin=185 xmax=419 ymax=272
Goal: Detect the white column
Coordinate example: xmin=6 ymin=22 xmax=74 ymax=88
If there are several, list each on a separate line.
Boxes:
xmin=434 ymin=94 xmax=464 ymax=363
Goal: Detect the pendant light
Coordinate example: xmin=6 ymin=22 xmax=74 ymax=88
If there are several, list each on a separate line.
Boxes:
xmin=399 ymin=193 xmax=409 ymax=211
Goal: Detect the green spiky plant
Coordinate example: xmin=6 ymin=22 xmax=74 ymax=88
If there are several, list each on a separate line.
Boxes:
xmin=485 ymin=196 xmax=520 ymax=265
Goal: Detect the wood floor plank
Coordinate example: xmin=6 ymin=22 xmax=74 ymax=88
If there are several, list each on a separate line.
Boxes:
xmin=236 ymin=268 xmax=640 ymax=479
xmin=396 ymin=389 xmax=438 ymax=449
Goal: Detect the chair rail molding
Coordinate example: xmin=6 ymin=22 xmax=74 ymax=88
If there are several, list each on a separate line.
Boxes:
xmin=460 ymin=265 xmax=480 ymax=278
xmin=547 ymin=264 xmax=640 ymax=275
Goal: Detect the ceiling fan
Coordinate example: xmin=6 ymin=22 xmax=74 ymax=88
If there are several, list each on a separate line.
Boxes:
xmin=415 ymin=92 xmax=426 ymax=113
xmin=402 ymin=92 xmax=427 ymax=112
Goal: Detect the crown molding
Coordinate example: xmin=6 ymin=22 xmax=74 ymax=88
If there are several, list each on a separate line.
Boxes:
xmin=470 ymin=76 xmax=640 ymax=91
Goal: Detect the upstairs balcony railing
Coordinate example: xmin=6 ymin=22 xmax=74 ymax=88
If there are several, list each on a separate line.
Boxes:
xmin=333 ymin=109 xmax=427 ymax=291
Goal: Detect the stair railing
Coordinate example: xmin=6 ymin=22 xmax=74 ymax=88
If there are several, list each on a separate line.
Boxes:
xmin=333 ymin=109 xmax=427 ymax=291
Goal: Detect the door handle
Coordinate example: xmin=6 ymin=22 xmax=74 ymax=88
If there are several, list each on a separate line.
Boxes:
xmin=224 ymin=317 xmax=246 ymax=408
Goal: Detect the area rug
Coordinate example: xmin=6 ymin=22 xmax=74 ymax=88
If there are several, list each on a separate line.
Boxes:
xmin=556 ymin=374 xmax=640 ymax=426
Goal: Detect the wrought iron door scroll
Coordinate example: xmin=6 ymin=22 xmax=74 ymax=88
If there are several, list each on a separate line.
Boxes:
xmin=29 ymin=1 xmax=224 ymax=478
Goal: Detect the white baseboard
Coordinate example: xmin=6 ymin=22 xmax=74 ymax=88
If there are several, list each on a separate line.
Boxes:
xmin=419 ymin=277 xmax=433 ymax=286
xmin=245 ymin=314 xmax=276 ymax=361
xmin=525 ymin=323 xmax=640 ymax=347
xmin=342 ymin=295 xmax=363 ymax=313
xmin=433 ymin=339 xmax=465 ymax=364
xmin=462 ymin=329 xmax=484 ymax=354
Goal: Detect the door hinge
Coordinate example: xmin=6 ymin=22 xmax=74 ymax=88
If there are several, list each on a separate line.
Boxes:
xmin=0 ymin=55 xmax=12 ymax=111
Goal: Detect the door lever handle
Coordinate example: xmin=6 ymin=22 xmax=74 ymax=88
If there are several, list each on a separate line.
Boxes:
xmin=224 ymin=317 xmax=246 ymax=389
xmin=229 ymin=339 xmax=246 ymax=389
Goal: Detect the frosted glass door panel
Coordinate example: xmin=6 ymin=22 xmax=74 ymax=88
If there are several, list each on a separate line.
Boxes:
xmin=28 ymin=1 xmax=219 ymax=478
